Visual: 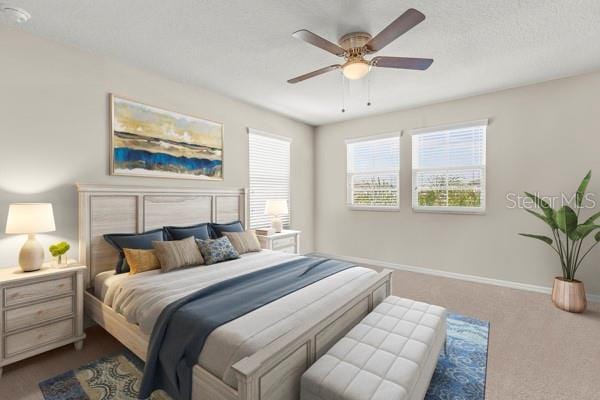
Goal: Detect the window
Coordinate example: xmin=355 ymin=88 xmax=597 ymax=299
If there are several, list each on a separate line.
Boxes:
xmin=346 ymin=134 xmax=401 ymax=209
xmin=411 ymin=120 xmax=487 ymax=213
xmin=248 ymin=129 xmax=291 ymax=228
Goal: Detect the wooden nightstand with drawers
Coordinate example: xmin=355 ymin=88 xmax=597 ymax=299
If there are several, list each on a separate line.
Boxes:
xmin=0 ymin=264 xmax=86 ymax=377
xmin=256 ymin=229 xmax=301 ymax=254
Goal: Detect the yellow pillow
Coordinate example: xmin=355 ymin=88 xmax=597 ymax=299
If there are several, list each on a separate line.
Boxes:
xmin=123 ymin=248 xmax=161 ymax=275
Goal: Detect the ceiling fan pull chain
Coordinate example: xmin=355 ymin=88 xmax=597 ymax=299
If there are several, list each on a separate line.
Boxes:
xmin=341 ymin=73 xmax=346 ymax=113
xmin=367 ymin=67 xmax=372 ymax=107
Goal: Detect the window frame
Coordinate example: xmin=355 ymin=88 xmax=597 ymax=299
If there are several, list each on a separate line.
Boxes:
xmin=345 ymin=132 xmax=401 ymax=212
xmin=247 ymin=127 xmax=292 ymax=228
xmin=411 ymin=119 xmax=487 ymax=215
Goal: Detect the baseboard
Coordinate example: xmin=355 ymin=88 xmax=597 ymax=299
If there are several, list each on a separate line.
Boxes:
xmin=312 ymin=252 xmax=600 ymax=303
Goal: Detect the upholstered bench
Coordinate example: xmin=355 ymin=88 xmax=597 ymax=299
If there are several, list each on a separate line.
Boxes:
xmin=301 ymin=296 xmax=447 ymax=400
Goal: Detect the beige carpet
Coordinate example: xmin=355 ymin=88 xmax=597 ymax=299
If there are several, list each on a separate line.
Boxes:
xmin=385 ymin=268 xmax=600 ymax=400
xmin=1 ymin=268 xmax=599 ymax=400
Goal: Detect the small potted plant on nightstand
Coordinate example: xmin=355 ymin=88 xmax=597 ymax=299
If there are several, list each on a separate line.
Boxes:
xmin=49 ymin=241 xmax=70 ymax=266
xmin=520 ymin=170 xmax=600 ymax=313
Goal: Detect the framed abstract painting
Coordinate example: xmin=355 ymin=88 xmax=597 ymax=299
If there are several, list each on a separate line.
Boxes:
xmin=110 ymin=95 xmax=223 ymax=180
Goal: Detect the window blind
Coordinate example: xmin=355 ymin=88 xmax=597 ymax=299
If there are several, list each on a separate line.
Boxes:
xmin=346 ymin=134 xmax=400 ymax=209
xmin=248 ymin=129 xmax=291 ymax=228
xmin=411 ymin=120 xmax=487 ymax=213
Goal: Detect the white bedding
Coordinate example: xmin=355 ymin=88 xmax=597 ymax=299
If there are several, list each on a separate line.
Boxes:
xmin=97 ymin=250 xmax=377 ymax=389
xmin=94 ymin=270 xmax=119 ymax=301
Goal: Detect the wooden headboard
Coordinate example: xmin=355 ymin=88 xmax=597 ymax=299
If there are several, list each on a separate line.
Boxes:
xmin=77 ymin=183 xmax=247 ymax=287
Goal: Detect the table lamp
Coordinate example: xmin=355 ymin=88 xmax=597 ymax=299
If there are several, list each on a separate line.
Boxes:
xmin=5 ymin=203 xmax=56 ymax=272
xmin=264 ymin=199 xmax=288 ymax=233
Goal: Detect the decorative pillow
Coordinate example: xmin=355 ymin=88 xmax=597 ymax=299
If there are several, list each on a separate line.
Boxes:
xmin=222 ymin=230 xmax=261 ymax=254
xmin=152 ymin=236 xmax=204 ymax=273
xmin=196 ymin=237 xmax=240 ymax=265
xmin=103 ymin=229 xmax=165 ymax=274
xmin=164 ymin=223 xmax=211 ymax=241
xmin=123 ymin=249 xmax=160 ymax=275
xmin=209 ymin=220 xmax=244 ymax=238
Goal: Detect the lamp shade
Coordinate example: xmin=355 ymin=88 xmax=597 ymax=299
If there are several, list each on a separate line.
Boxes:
xmin=264 ymin=199 xmax=288 ymax=216
xmin=5 ymin=203 xmax=56 ymax=234
xmin=343 ymin=60 xmax=370 ymax=80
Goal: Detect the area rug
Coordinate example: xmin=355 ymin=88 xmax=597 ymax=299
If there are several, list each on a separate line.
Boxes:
xmin=425 ymin=313 xmax=489 ymax=400
xmin=38 ymin=351 xmax=169 ymax=400
xmin=39 ymin=313 xmax=489 ymax=400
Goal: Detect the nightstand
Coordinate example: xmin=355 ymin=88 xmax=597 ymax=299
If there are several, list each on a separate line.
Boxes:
xmin=256 ymin=230 xmax=301 ymax=254
xmin=0 ymin=264 xmax=86 ymax=377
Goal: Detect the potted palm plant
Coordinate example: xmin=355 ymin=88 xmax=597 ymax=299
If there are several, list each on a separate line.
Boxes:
xmin=520 ymin=170 xmax=600 ymax=313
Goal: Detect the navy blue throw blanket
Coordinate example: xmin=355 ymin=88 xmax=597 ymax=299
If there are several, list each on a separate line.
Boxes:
xmin=139 ymin=257 xmax=354 ymax=400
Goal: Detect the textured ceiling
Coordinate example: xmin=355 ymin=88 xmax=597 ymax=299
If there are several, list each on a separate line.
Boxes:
xmin=3 ymin=0 xmax=600 ymax=125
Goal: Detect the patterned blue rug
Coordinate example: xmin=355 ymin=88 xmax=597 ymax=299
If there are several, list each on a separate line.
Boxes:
xmin=426 ymin=313 xmax=489 ymax=400
xmin=39 ymin=313 xmax=488 ymax=400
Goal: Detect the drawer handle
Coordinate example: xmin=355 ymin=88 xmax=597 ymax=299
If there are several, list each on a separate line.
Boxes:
xmin=58 ymin=283 xmax=65 ymax=288
xmin=37 ymin=333 xmax=45 ymax=340
xmin=10 ymin=292 xmax=20 ymax=299
xmin=37 ymin=310 xmax=44 ymax=315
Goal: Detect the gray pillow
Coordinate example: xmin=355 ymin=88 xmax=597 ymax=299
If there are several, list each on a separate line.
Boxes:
xmin=222 ymin=230 xmax=262 ymax=254
xmin=153 ymin=236 xmax=204 ymax=273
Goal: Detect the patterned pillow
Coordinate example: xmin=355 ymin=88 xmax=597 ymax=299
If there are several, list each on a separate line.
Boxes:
xmin=196 ymin=237 xmax=240 ymax=265
xmin=222 ymin=230 xmax=261 ymax=254
xmin=123 ymin=249 xmax=161 ymax=275
xmin=153 ymin=236 xmax=205 ymax=273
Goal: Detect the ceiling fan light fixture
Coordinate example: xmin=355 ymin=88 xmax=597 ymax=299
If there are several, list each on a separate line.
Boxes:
xmin=287 ymin=8 xmax=431 ymax=84
xmin=342 ymin=60 xmax=369 ymax=80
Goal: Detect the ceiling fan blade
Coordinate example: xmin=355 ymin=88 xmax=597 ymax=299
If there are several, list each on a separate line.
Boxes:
xmin=287 ymin=64 xmax=341 ymax=84
xmin=371 ymin=56 xmax=433 ymax=70
xmin=292 ymin=30 xmax=346 ymax=57
xmin=365 ymin=8 xmax=426 ymax=52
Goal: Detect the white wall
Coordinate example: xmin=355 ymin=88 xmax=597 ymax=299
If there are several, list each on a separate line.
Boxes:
xmin=316 ymin=71 xmax=600 ymax=295
xmin=0 ymin=25 xmax=315 ymax=266
xmin=3 ymin=24 xmax=600 ymax=296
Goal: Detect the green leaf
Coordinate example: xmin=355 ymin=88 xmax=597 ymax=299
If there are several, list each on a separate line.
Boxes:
xmin=576 ymin=170 xmax=592 ymax=208
xmin=49 ymin=242 xmax=70 ymax=256
xmin=57 ymin=242 xmax=69 ymax=252
xmin=555 ymin=206 xmax=578 ymax=235
xmin=524 ymin=192 xmax=557 ymax=228
xmin=524 ymin=191 xmax=551 ymax=209
xmin=574 ymin=223 xmax=600 ymax=240
xmin=583 ymin=210 xmax=600 ymax=225
xmin=595 ymin=231 xmax=600 ymax=242
xmin=519 ymin=233 xmax=553 ymax=245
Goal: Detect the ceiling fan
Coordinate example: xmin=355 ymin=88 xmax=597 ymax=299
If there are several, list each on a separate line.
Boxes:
xmin=288 ymin=8 xmax=433 ymax=84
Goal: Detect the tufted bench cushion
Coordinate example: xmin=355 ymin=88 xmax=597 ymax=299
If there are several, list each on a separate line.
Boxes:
xmin=301 ymin=296 xmax=447 ymax=400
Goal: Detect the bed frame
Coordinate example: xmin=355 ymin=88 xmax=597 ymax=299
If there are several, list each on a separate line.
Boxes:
xmin=78 ymin=183 xmax=392 ymax=400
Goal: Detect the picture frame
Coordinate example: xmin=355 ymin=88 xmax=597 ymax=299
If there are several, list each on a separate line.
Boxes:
xmin=110 ymin=94 xmax=224 ymax=180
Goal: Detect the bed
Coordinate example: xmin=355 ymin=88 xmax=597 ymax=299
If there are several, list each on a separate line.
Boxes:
xmin=78 ymin=184 xmax=392 ymax=400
